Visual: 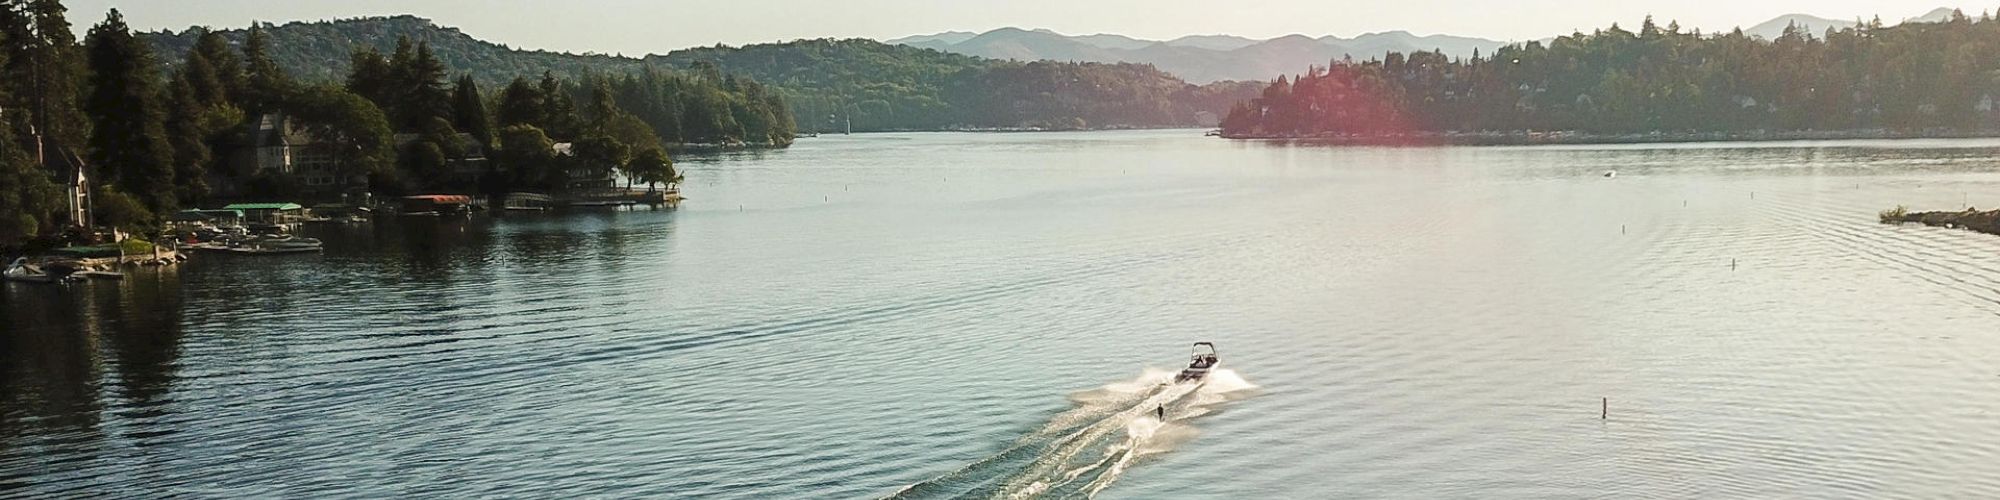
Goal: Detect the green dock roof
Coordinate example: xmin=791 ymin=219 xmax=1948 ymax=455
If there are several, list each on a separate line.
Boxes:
xmin=222 ymin=203 xmax=303 ymax=211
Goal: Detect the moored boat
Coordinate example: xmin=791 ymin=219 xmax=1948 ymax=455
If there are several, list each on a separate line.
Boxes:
xmin=4 ymin=258 xmax=59 ymax=284
xmin=192 ymin=236 xmax=324 ymax=255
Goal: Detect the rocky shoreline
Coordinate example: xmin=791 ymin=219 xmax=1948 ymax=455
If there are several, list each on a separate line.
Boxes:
xmin=1880 ymin=206 xmax=2000 ymax=235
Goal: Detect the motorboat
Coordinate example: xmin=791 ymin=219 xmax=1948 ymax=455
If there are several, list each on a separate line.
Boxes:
xmin=1174 ymin=342 xmax=1219 ymax=383
xmin=194 ymin=236 xmax=324 ymax=255
xmin=4 ymin=257 xmax=58 ymax=284
xmin=235 ymin=236 xmax=323 ymax=255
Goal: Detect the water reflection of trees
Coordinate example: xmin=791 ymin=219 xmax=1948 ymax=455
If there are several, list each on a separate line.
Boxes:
xmin=0 ymin=267 xmax=187 ymax=463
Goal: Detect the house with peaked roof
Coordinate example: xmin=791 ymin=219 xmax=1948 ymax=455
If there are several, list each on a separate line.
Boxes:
xmin=224 ymin=113 xmax=367 ymax=196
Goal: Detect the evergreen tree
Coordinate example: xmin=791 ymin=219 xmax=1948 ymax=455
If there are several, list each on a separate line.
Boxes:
xmin=451 ymin=75 xmax=493 ymax=147
xmin=396 ymin=41 xmax=451 ymax=131
xmin=346 ymin=46 xmax=394 ymax=111
xmin=191 ymin=27 xmax=243 ymax=101
xmin=242 ymin=24 xmax=291 ymax=114
xmin=496 ymin=76 xmax=543 ymax=129
xmin=538 ymin=71 xmax=580 ymax=140
xmin=164 ymin=72 xmax=211 ymax=205
xmin=180 ymin=42 xmax=226 ymax=105
xmin=0 ymin=0 xmax=89 ymax=172
xmin=83 ymin=9 xmax=175 ymax=215
xmin=0 ymin=27 xmax=63 ymax=247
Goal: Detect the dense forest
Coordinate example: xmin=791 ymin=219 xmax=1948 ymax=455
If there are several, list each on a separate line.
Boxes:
xmin=143 ymin=17 xmax=1261 ymax=132
xmin=1 ymin=1 xmax=786 ymax=249
xmin=1222 ymin=12 xmax=2000 ymax=139
xmin=143 ymin=15 xmax=647 ymax=85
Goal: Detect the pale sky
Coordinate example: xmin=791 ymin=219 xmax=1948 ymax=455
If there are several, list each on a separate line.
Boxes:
xmin=65 ymin=1 xmax=1980 ymax=56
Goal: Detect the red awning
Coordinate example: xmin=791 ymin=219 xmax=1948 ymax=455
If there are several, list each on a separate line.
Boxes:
xmin=402 ymin=195 xmax=473 ymax=204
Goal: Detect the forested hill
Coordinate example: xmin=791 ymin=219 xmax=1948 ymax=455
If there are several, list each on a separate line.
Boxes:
xmin=141 ymin=16 xmax=646 ymax=85
xmin=139 ymin=16 xmax=1261 ymax=133
xmin=653 ymin=39 xmax=1263 ymax=132
xmin=1220 ymin=12 xmax=2000 ymax=140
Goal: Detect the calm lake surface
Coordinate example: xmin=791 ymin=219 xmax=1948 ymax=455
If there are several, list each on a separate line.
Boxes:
xmin=8 ymin=130 xmax=2000 ymax=498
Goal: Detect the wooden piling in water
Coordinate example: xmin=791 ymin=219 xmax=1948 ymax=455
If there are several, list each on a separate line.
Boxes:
xmin=1602 ymin=398 xmax=1608 ymax=420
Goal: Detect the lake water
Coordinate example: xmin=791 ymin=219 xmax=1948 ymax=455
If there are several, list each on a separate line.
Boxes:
xmin=7 ymin=130 xmax=2000 ymax=498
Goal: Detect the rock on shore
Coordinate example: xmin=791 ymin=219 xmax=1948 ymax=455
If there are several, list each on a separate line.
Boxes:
xmin=1880 ymin=206 xmax=2000 ymax=235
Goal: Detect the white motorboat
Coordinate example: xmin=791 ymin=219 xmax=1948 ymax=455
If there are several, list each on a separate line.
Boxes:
xmin=1174 ymin=342 xmax=1219 ymax=383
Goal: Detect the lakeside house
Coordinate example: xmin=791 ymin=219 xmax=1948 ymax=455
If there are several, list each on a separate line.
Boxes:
xmin=550 ymin=142 xmax=619 ymax=192
xmin=224 ymin=113 xmax=366 ymax=197
xmin=549 ymin=142 xmax=675 ymax=207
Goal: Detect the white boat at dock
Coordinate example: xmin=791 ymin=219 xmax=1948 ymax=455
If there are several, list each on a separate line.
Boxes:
xmin=193 ymin=236 xmax=324 ymax=255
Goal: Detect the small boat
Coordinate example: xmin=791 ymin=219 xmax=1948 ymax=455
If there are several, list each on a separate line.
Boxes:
xmin=1174 ymin=342 xmax=1219 ymax=383
xmin=4 ymin=257 xmax=59 ymax=284
xmin=195 ymin=236 xmax=323 ymax=255
xmin=234 ymin=236 xmax=323 ymax=255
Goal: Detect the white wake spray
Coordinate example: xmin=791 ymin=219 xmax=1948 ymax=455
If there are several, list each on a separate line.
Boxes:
xmin=889 ymin=368 xmax=1257 ymax=499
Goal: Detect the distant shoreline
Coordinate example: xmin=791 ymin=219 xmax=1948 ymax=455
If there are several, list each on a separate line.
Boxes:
xmin=1216 ymin=129 xmax=2000 ymax=146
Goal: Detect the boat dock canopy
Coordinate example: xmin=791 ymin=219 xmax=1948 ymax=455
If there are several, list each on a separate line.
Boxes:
xmin=222 ymin=203 xmax=304 ymax=211
xmin=402 ymin=195 xmax=473 ymax=205
xmin=170 ymin=209 xmax=245 ymax=221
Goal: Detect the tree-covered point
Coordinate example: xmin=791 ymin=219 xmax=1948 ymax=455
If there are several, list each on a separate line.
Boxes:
xmin=654 ymin=38 xmax=1263 ymax=132
xmin=1222 ymin=12 xmax=2000 ymax=138
xmin=141 ymin=16 xmax=1261 ymax=133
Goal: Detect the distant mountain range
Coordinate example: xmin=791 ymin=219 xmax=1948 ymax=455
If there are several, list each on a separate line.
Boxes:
xmin=888 ymin=7 xmax=1966 ymax=84
xmin=1743 ymin=7 xmax=1957 ymax=39
xmin=888 ymin=28 xmax=1506 ymax=84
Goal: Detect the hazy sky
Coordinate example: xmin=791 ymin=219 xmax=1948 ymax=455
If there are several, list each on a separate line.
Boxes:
xmin=64 ymin=1 xmax=1982 ymax=55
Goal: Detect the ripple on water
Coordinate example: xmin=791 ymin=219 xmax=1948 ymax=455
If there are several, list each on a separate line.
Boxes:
xmin=8 ymin=133 xmax=2000 ymax=498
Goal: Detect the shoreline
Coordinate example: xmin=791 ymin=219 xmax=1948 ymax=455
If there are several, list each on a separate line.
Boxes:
xmin=1217 ymin=129 xmax=2000 ymax=146
xmin=1880 ymin=206 xmax=2000 ymax=236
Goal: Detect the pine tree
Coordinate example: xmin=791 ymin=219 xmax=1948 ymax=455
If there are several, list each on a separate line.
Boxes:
xmin=0 ymin=22 xmax=63 ymax=247
xmin=242 ymin=24 xmax=291 ymax=114
xmin=538 ymin=72 xmax=580 ymax=140
xmin=346 ymin=46 xmax=394 ymax=111
xmin=83 ymin=8 xmax=175 ymax=215
xmin=497 ymin=76 xmax=543 ymax=129
xmin=396 ymin=41 xmax=451 ymax=131
xmin=191 ymin=28 xmax=243 ymax=101
xmin=0 ymin=0 xmax=89 ymax=174
xmin=451 ymin=75 xmax=493 ymax=147
xmin=164 ymin=71 xmax=210 ymax=205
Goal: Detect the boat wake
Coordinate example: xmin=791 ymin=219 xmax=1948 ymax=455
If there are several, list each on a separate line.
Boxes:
xmin=888 ymin=368 xmax=1256 ymax=499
